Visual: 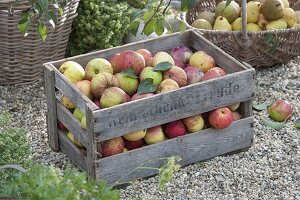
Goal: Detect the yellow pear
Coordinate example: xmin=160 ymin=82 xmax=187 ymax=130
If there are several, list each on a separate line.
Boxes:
xmin=282 ymin=8 xmax=297 ymax=28
xmin=266 ymin=18 xmax=288 ymax=29
xmin=191 ymin=19 xmax=213 ymax=30
xmin=215 ymin=1 xmax=241 ymax=23
xmin=247 ymin=1 xmax=261 ymax=23
xmin=213 ymin=16 xmax=232 ymax=31
xmin=257 ymin=13 xmax=269 ymax=28
xmin=281 ymin=0 xmax=290 ymax=8
xmin=262 ymin=0 xmax=284 ymax=21
xmin=197 ymin=11 xmax=216 ymax=26
xmin=247 ymin=23 xmax=262 ymax=32
xmin=231 ymin=17 xmax=243 ymax=31
xmin=292 ymin=24 xmax=300 ymax=28
xmin=296 ymin=11 xmax=300 ymax=23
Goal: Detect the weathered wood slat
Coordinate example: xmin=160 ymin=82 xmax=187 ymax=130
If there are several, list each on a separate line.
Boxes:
xmin=44 ymin=64 xmax=59 ymax=151
xmin=95 ymin=117 xmax=254 ymax=185
xmin=239 ymin=100 xmax=253 ymax=118
xmin=58 ymin=130 xmax=87 ymax=172
xmin=56 ymin=99 xmax=88 ymax=147
xmin=93 ymin=70 xmax=255 ymax=142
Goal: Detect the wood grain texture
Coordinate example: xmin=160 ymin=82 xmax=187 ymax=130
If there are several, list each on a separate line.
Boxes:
xmin=239 ymin=100 xmax=253 ymax=118
xmin=44 ymin=64 xmax=59 ymax=151
xmin=56 ymin=99 xmax=88 ymax=147
xmin=58 ymin=130 xmax=87 ymax=172
xmin=95 ymin=117 xmax=254 ymax=185
xmin=93 ymin=69 xmax=255 ymax=142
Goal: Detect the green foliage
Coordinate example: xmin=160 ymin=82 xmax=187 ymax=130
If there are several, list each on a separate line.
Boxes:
xmin=0 ymin=111 xmax=31 ymax=187
xmin=137 ymin=78 xmax=158 ymax=95
xmin=66 ymin=0 xmax=132 ymax=56
xmin=158 ymin=156 xmax=181 ymax=191
xmin=125 ymin=0 xmax=148 ymax=9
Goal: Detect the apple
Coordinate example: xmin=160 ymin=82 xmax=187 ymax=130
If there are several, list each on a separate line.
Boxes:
xmin=202 ymin=112 xmax=211 ymax=129
xmin=163 ymin=120 xmax=186 ymax=139
xmin=184 ymin=67 xmax=204 ymax=85
xmin=156 ymin=79 xmax=179 ymax=94
xmin=228 ymin=102 xmax=240 ymax=111
xmin=115 ymin=73 xmax=139 ymax=96
xmin=99 ymin=137 xmax=124 ymax=157
xmin=58 ymin=121 xmax=68 ymax=131
xmin=100 ymin=87 xmax=127 ymax=108
xmin=123 ymin=148 xmax=128 ymax=152
xmin=144 ymin=126 xmax=166 ymax=144
xmin=189 ymin=51 xmax=215 ymax=73
xmin=170 ymin=46 xmax=193 ymax=69
xmin=123 ymin=129 xmax=146 ymax=141
xmin=232 ymin=111 xmax=241 ymax=121
xmin=109 ymin=53 xmax=122 ymax=74
xmin=153 ymin=51 xmax=175 ymax=66
xmin=124 ymin=139 xmax=146 ymax=150
xmin=131 ymin=93 xmax=155 ymax=101
xmin=73 ymin=107 xmax=84 ymax=121
xmin=164 ymin=66 xmax=187 ymax=87
xmin=91 ymin=72 xmax=119 ymax=98
xmin=202 ymin=67 xmax=226 ymax=81
xmin=81 ymin=116 xmax=86 ymax=129
xmin=93 ymin=99 xmax=101 ymax=109
xmin=61 ymin=96 xmax=76 ymax=110
xmin=209 ymin=107 xmax=233 ymax=129
xmin=139 ymin=67 xmax=163 ymax=85
xmin=85 ymin=58 xmax=113 ymax=80
xmin=268 ymin=100 xmax=293 ymax=122
xmin=125 ymin=94 xmax=131 ymax=102
xmin=111 ymin=51 xmax=145 ymax=74
xmin=136 ymin=49 xmax=153 ymax=67
xmin=182 ymin=115 xmax=205 ymax=133
xmin=59 ymin=61 xmax=85 ymax=83
xmin=67 ymin=132 xmax=84 ymax=148
xmin=75 ymin=80 xmax=93 ymax=99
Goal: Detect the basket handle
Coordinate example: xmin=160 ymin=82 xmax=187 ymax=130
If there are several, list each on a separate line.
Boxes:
xmin=241 ymin=0 xmax=248 ymax=39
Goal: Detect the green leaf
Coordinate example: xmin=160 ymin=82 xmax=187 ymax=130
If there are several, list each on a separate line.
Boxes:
xmin=130 ymin=20 xmax=140 ymax=36
xmin=137 ymin=78 xmax=158 ymax=94
xmin=17 ymin=16 xmax=31 ymax=35
xmin=180 ymin=21 xmax=186 ymax=32
xmin=144 ymin=19 xmax=157 ymax=36
xmin=264 ymin=32 xmax=273 ymax=44
xmin=153 ymin=62 xmax=173 ymax=71
xmin=155 ymin=20 xmax=165 ymax=35
xmin=58 ymin=7 xmax=64 ymax=16
xmin=143 ymin=10 xmax=154 ymax=22
xmin=253 ymin=99 xmax=269 ymax=111
xmin=37 ymin=22 xmax=47 ymax=42
xmin=225 ymin=0 xmax=233 ymax=7
xmin=130 ymin=9 xmax=143 ymax=21
xmin=122 ymin=68 xmax=138 ymax=79
xmin=181 ymin=0 xmax=198 ymax=11
xmin=295 ymin=118 xmax=300 ymax=128
xmin=37 ymin=0 xmax=48 ymax=11
xmin=261 ymin=117 xmax=286 ymax=130
xmin=268 ymin=38 xmax=279 ymax=54
xmin=46 ymin=11 xmax=57 ymax=29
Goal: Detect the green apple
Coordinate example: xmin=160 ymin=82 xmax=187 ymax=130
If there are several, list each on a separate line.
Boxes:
xmin=81 ymin=116 xmax=86 ymax=129
xmin=73 ymin=108 xmax=84 ymax=121
xmin=67 ymin=132 xmax=84 ymax=148
xmin=139 ymin=67 xmax=163 ymax=85
xmin=59 ymin=61 xmax=85 ymax=84
xmin=115 ymin=73 xmax=139 ymax=96
xmin=123 ymin=129 xmax=147 ymax=141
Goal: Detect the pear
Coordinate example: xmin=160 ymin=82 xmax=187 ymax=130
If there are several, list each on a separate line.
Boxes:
xmin=257 ymin=13 xmax=269 ymax=28
xmin=191 ymin=19 xmax=213 ymax=29
xmin=247 ymin=23 xmax=262 ymax=32
xmin=292 ymin=24 xmax=300 ymax=28
xmin=262 ymin=0 xmax=284 ymax=21
xmin=296 ymin=11 xmax=300 ymax=23
xmin=213 ymin=16 xmax=232 ymax=31
xmin=246 ymin=1 xmax=261 ymax=23
xmin=281 ymin=0 xmax=290 ymax=8
xmin=215 ymin=1 xmax=241 ymax=23
xmin=282 ymin=8 xmax=297 ymax=28
xmin=197 ymin=11 xmax=216 ymax=26
xmin=266 ymin=18 xmax=288 ymax=29
xmin=231 ymin=17 xmax=243 ymax=31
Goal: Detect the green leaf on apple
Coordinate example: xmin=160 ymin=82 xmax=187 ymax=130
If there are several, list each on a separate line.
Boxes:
xmin=137 ymin=78 xmax=157 ymax=95
xmin=122 ymin=68 xmax=138 ymax=79
xmin=295 ymin=118 xmax=300 ymax=128
xmin=153 ymin=62 xmax=173 ymax=72
xmin=253 ymin=99 xmax=269 ymax=111
xmin=261 ymin=116 xmax=286 ymax=130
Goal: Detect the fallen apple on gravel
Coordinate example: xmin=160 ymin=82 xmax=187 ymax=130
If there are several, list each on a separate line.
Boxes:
xmin=268 ymin=99 xmax=293 ymax=122
xmin=209 ymin=107 xmax=233 ymax=129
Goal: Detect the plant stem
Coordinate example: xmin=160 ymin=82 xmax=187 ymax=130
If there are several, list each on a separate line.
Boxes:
xmin=142 ymin=0 xmax=164 ymax=32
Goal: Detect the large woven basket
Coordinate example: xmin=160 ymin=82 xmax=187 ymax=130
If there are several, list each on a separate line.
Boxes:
xmin=0 ymin=0 xmax=79 ymax=85
xmin=185 ymin=0 xmax=300 ymax=67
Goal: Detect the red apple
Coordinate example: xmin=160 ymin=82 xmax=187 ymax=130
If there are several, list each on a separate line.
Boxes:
xmin=144 ymin=126 xmax=166 ymax=144
xmin=58 ymin=121 xmax=68 ymax=131
xmin=268 ymin=100 xmax=293 ymax=122
xmin=153 ymin=51 xmax=175 ymax=66
xmin=189 ymin=51 xmax=215 ymax=73
xmin=209 ymin=107 xmax=233 ymax=129
xmin=124 ymin=139 xmax=146 ymax=150
xmin=182 ymin=115 xmax=205 ymax=133
xmin=202 ymin=67 xmax=226 ymax=81
xmin=131 ymin=93 xmax=155 ymax=101
xmin=100 ymin=87 xmax=127 ymax=108
xmin=163 ymin=120 xmax=186 ymax=138
xmin=99 ymin=137 xmax=124 ymax=157
xmin=156 ymin=79 xmax=179 ymax=94
xmin=232 ymin=111 xmax=241 ymax=121
xmin=85 ymin=58 xmax=113 ymax=80
xmin=184 ymin=67 xmax=204 ymax=85
xmin=170 ymin=46 xmax=193 ymax=69
xmin=76 ymin=80 xmax=93 ymax=99
xmin=91 ymin=72 xmax=119 ymax=98
xmin=115 ymin=73 xmax=139 ymax=96
xmin=112 ymin=51 xmax=145 ymax=75
xmin=136 ymin=49 xmax=153 ymax=67
xmin=163 ymin=66 xmax=187 ymax=87
xmin=125 ymin=94 xmax=131 ymax=102
xmin=109 ymin=53 xmax=122 ymax=74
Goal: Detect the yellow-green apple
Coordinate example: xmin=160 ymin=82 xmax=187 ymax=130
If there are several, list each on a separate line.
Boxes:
xmin=100 ymin=87 xmax=127 ymax=108
xmin=115 ymin=73 xmax=139 ymax=96
xmin=85 ymin=58 xmax=113 ymax=80
xmin=98 ymin=137 xmax=124 ymax=157
xmin=170 ymin=46 xmax=193 ymax=69
xmin=182 ymin=115 xmax=205 ymax=133
xmin=184 ymin=67 xmax=204 ymax=85
xmin=189 ymin=51 xmax=215 ymax=73
xmin=58 ymin=121 xmax=68 ymax=131
xmin=163 ymin=66 xmax=187 ymax=87
xmin=67 ymin=132 xmax=84 ymax=148
xmin=139 ymin=67 xmax=163 ymax=85
xmin=156 ymin=79 xmax=179 ymax=94
xmin=209 ymin=107 xmax=233 ymax=129
xmin=232 ymin=111 xmax=241 ymax=121
xmin=123 ymin=129 xmax=147 ymax=141
xmin=116 ymin=51 xmax=146 ymax=75
xmin=108 ymin=53 xmax=122 ymax=74
xmin=228 ymin=102 xmax=240 ymax=111
xmin=144 ymin=126 xmax=166 ymax=144
xmin=73 ymin=107 xmax=84 ymax=121
xmin=123 ymin=148 xmax=128 ymax=152
xmin=268 ymin=99 xmax=293 ymax=122
xmin=75 ymin=80 xmax=93 ymax=99
xmin=91 ymin=72 xmax=119 ymax=98
xmin=131 ymin=93 xmax=155 ymax=101
xmin=202 ymin=67 xmax=226 ymax=81
xmin=163 ymin=120 xmax=186 ymax=138
xmin=81 ymin=116 xmax=86 ymax=129
xmin=136 ymin=49 xmax=153 ymax=67
xmin=124 ymin=138 xmax=146 ymax=150
xmin=153 ymin=52 xmax=175 ymax=66
xmin=61 ymin=96 xmax=76 ymax=110
xmin=59 ymin=61 xmax=85 ymax=83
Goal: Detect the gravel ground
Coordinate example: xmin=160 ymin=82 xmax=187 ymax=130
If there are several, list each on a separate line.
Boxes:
xmin=0 ymin=58 xmax=299 ymax=199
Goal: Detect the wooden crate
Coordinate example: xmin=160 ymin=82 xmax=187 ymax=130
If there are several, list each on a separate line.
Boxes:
xmin=43 ymin=30 xmax=256 ymax=186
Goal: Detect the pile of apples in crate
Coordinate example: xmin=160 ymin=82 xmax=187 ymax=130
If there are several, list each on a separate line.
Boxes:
xmin=58 ymin=46 xmax=242 ymax=158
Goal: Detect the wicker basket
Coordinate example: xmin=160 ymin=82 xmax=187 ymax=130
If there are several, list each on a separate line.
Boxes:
xmin=0 ymin=0 xmax=79 ymax=85
xmin=185 ymin=0 xmax=300 ymax=67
